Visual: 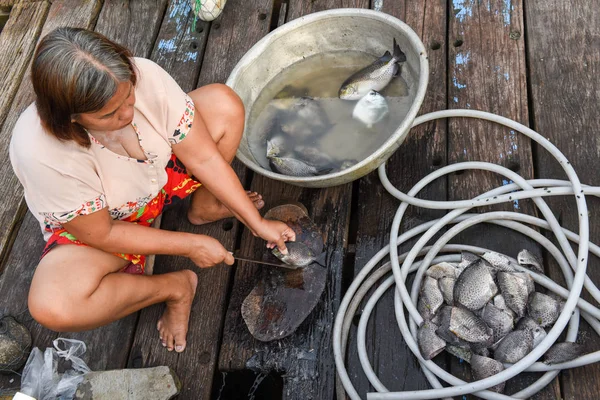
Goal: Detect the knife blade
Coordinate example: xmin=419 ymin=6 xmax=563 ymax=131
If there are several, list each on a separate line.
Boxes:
xmin=229 ymin=252 xmax=302 ymax=270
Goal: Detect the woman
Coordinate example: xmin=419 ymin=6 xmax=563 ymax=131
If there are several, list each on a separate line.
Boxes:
xmin=9 ymin=27 xmax=295 ymax=353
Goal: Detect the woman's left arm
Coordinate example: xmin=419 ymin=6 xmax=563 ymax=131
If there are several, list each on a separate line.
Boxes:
xmin=171 ymin=109 xmax=295 ymax=253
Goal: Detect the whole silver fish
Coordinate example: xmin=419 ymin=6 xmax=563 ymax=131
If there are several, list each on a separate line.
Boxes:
xmin=438 ymin=277 xmax=455 ymax=305
xmin=453 ymin=259 xmax=498 ymax=310
xmin=339 ymin=38 xmax=407 ymax=100
xmin=418 ymin=276 xmax=444 ymax=320
xmin=352 ymin=90 xmax=389 ymax=128
xmin=518 ymin=249 xmax=545 ymax=275
xmin=268 ymin=155 xmax=329 ymax=177
xmin=497 ymin=271 xmax=534 ymax=318
xmin=272 ymin=242 xmax=326 ymax=267
xmin=426 ymin=262 xmax=459 ymax=279
xmin=543 ymin=342 xmax=585 ymax=364
xmin=471 ymin=355 xmax=506 ymax=393
xmin=417 ymin=321 xmax=446 ymax=360
xmin=442 ymin=306 xmax=493 ymax=344
xmin=479 ymin=303 xmax=514 ymax=344
xmin=273 ymin=96 xmax=330 ymax=132
xmin=294 ymin=145 xmax=332 ymax=167
xmin=527 ymin=292 xmax=561 ymax=327
xmin=494 ymin=330 xmax=533 ymax=363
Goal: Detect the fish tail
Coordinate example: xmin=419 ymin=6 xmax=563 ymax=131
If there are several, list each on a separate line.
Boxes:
xmin=316 ymin=167 xmax=333 ymax=176
xmin=393 ymin=38 xmax=407 ymax=63
xmin=314 ymin=251 xmax=327 ymax=267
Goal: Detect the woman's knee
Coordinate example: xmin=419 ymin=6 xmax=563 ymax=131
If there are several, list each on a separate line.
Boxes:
xmin=190 ymin=84 xmax=245 ymax=131
xmin=28 ymin=285 xmax=77 ymax=332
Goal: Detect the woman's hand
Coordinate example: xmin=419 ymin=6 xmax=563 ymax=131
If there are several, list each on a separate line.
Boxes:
xmin=187 ymin=235 xmax=234 ymax=268
xmin=252 ymin=218 xmax=296 ymax=254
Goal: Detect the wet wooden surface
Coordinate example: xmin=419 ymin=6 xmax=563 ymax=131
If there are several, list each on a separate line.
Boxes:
xmin=0 ymin=0 xmax=598 ymax=399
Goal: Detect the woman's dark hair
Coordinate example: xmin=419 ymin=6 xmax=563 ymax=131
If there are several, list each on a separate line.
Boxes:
xmin=32 ymin=27 xmax=137 ymax=147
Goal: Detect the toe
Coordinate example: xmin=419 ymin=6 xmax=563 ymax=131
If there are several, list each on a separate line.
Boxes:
xmin=165 ymin=334 xmax=174 ymax=351
xmin=174 ymin=335 xmax=187 ymax=353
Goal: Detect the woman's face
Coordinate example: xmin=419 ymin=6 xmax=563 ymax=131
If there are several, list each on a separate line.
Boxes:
xmin=74 ymin=81 xmax=135 ymax=132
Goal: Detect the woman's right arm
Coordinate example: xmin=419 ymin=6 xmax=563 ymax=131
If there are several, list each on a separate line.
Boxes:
xmin=62 ymin=208 xmax=234 ymax=267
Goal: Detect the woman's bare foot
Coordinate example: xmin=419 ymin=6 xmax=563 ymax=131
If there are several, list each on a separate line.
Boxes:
xmin=188 ymin=189 xmax=265 ymax=225
xmin=156 ymin=270 xmax=198 ymax=352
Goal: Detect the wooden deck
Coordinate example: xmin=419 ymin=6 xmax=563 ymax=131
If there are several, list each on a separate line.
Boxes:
xmin=0 ymin=1 xmax=598 ymax=399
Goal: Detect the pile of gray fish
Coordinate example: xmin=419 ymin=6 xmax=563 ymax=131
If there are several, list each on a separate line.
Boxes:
xmin=417 ymin=250 xmax=586 ymax=394
xmin=265 ymin=39 xmax=407 ymax=177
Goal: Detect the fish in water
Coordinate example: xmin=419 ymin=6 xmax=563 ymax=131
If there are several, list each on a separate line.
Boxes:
xmin=527 ymin=292 xmax=561 ymax=327
xmin=543 ymin=342 xmax=585 ymax=364
xmin=276 ymin=96 xmax=330 ymax=132
xmin=497 ymin=271 xmax=533 ymax=318
xmin=417 ymin=321 xmax=446 ymax=360
xmin=272 ymin=241 xmax=326 ymax=267
xmin=352 ymin=90 xmax=389 ymax=128
xmin=267 ymin=140 xmax=331 ymax=176
xmin=494 ymin=329 xmax=533 ymax=363
xmin=478 ymin=303 xmax=514 ymax=344
xmin=418 ymin=276 xmax=445 ymax=320
xmin=339 ymin=38 xmax=407 ymax=100
xmin=453 ymin=259 xmax=498 ymax=311
xmin=471 ymin=355 xmax=506 ymax=393
xmin=295 ymin=145 xmax=332 ymax=167
xmin=517 ymin=249 xmax=545 ymax=275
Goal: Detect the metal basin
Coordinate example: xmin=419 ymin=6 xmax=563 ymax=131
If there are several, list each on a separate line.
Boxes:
xmin=227 ymin=8 xmax=429 ymax=188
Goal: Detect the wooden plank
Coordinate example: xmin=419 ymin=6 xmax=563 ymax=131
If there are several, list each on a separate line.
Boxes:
xmin=0 ymin=0 xmax=101 ymax=274
xmin=0 ymin=1 xmax=49 ymax=135
xmin=525 ymin=1 xmax=600 ymax=399
xmin=447 ymin=1 xmax=559 ymax=398
xmin=346 ymin=0 xmax=448 ymax=396
xmin=216 ymin=2 xmax=363 ymax=399
xmin=126 ymin=2 xmax=240 ymax=400
xmin=95 ymin=0 xmax=168 ymax=58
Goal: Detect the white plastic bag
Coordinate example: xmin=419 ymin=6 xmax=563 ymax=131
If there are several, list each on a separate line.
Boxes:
xmin=19 ymin=338 xmax=91 ymax=400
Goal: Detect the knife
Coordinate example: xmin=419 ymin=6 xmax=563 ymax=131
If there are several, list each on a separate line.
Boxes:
xmin=229 ymin=251 xmax=302 ymax=270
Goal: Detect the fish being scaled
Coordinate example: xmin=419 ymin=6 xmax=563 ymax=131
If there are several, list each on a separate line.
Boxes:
xmin=497 ymin=271 xmax=533 ymax=318
xmin=352 ymin=90 xmax=389 ymax=128
xmin=543 ymin=342 xmax=585 ymax=364
xmin=517 ymin=249 xmax=545 ymax=275
xmin=494 ymin=329 xmax=533 ymax=363
xmin=339 ymin=38 xmax=407 ymax=100
xmin=453 ymin=259 xmax=498 ymax=310
xmin=272 ymin=242 xmax=326 ymax=267
xmin=527 ymin=292 xmax=561 ymax=327
xmin=471 ymin=355 xmax=506 ymax=393
xmin=417 ymin=321 xmax=446 ymax=360
xmin=417 ymin=276 xmax=444 ymax=320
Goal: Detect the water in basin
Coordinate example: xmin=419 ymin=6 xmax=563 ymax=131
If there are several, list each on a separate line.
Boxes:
xmin=246 ymin=50 xmax=417 ymax=175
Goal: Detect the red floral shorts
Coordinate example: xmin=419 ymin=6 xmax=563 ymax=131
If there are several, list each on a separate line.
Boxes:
xmin=40 ymin=154 xmax=201 ymax=275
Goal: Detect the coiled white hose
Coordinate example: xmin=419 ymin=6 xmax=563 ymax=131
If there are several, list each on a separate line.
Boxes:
xmin=334 ymin=110 xmax=600 ymax=399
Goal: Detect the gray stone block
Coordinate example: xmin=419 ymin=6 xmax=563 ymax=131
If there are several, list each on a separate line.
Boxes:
xmin=74 ymin=366 xmax=180 ymax=400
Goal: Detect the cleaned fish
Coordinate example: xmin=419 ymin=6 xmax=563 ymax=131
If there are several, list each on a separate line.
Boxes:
xmin=339 ymin=38 xmax=407 ymax=100
xmin=435 ymin=307 xmax=472 ymax=347
xmin=456 ymin=251 xmax=480 ymax=276
xmin=272 ymin=242 xmax=326 ymax=267
xmin=418 ymin=321 xmax=446 ymax=360
xmin=493 ymin=294 xmax=516 ymax=318
xmin=515 ymin=316 xmax=540 ymax=331
xmin=417 ymin=276 xmax=444 ymax=320
xmin=453 ymin=259 xmax=498 ymax=310
xmin=531 ymin=326 xmax=547 ymax=348
xmin=518 ymin=249 xmax=545 ymax=275
xmin=471 ymin=354 xmax=506 ymax=393
xmin=471 ymin=345 xmax=491 ymax=358
xmin=527 ymin=292 xmax=561 ymax=327
xmin=481 ymin=251 xmax=518 ymax=275
xmin=445 ymin=344 xmax=472 ymax=363
xmin=426 ymin=262 xmax=459 ymax=279
xmin=497 ymin=271 xmax=533 ymax=318
xmin=352 ymin=90 xmax=389 ymax=128
xmin=543 ymin=342 xmax=585 ymax=364
xmin=479 ymin=303 xmax=514 ymax=344
xmin=441 ymin=306 xmax=493 ymax=344
xmin=438 ymin=277 xmax=455 ymax=305
xmin=494 ymin=329 xmax=533 ymax=363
